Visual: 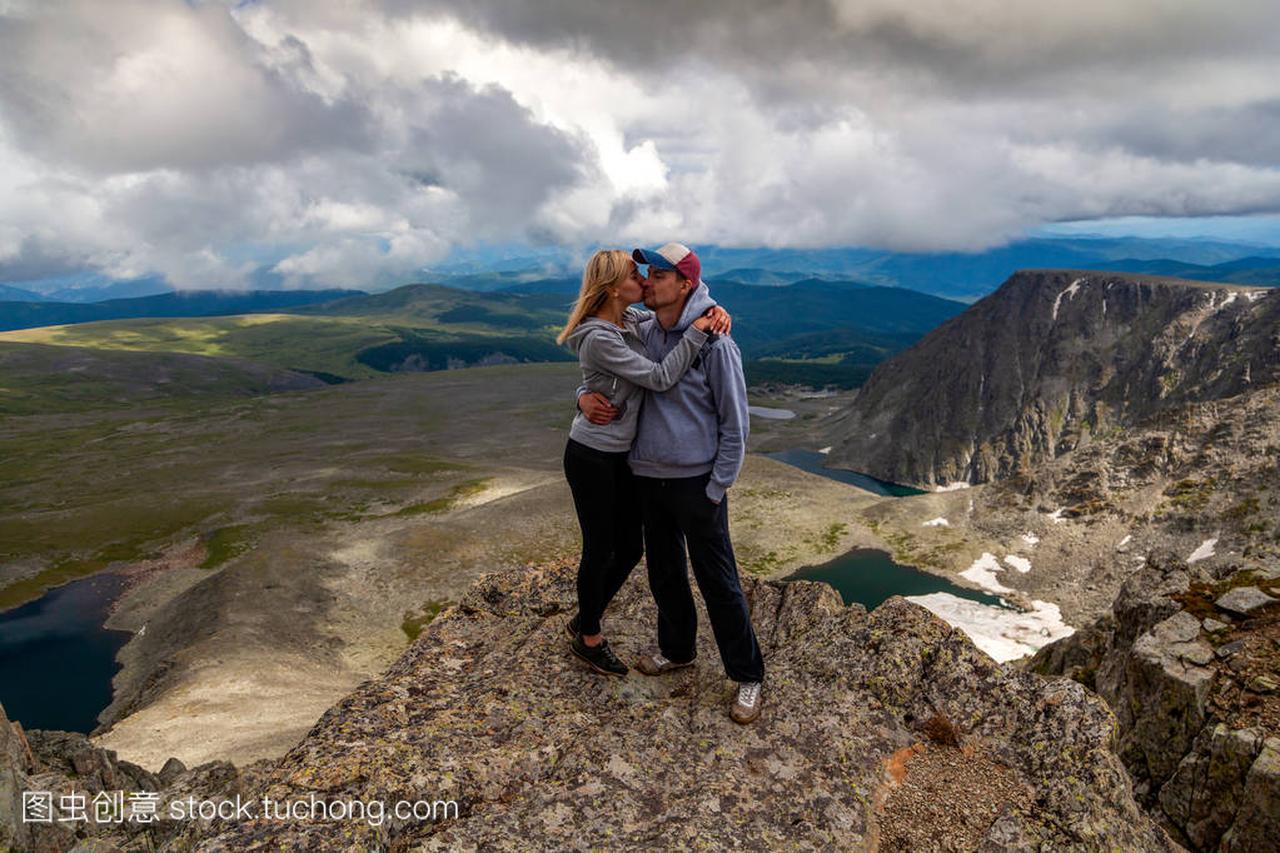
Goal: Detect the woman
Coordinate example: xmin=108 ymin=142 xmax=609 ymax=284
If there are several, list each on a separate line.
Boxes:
xmin=556 ymin=249 xmax=730 ymax=676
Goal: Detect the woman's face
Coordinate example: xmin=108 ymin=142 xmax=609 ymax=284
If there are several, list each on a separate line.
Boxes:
xmin=615 ymin=261 xmax=645 ymax=303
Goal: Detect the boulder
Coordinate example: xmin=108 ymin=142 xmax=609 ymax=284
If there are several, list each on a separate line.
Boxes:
xmin=1214 ymin=586 xmax=1278 ymax=617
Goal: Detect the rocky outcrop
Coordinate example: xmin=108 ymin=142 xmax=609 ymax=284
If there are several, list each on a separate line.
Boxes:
xmin=0 ymin=700 xmax=273 ymax=852
xmin=1030 ymin=549 xmax=1280 ymax=850
xmin=170 ymin=561 xmax=1176 ymax=850
xmin=826 ymin=270 xmax=1277 ymax=488
xmin=0 ymin=564 xmax=1183 ymax=851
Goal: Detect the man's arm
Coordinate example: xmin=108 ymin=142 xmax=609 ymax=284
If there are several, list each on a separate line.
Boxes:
xmin=579 ymin=325 xmax=708 ymax=392
xmin=575 ymin=383 xmax=617 ymax=425
xmin=703 ymin=338 xmax=750 ymax=503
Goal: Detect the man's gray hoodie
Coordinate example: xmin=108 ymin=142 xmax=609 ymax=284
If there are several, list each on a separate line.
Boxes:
xmin=564 ymin=307 xmax=709 ymax=453
xmin=627 ymin=283 xmax=750 ymax=504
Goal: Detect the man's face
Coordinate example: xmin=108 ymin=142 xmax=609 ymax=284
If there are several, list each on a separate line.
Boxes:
xmin=642 ymin=267 xmax=690 ymax=310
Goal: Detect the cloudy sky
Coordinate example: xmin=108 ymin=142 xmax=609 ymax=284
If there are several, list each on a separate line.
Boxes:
xmin=2 ymin=0 xmax=1280 ymax=289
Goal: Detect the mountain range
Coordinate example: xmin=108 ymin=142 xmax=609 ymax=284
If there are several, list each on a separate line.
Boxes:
xmin=826 ymin=270 xmax=1277 ymax=487
xmin=7 ymin=235 xmax=1280 ymax=307
xmin=427 ymin=237 xmax=1280 ymax=301
xmin=0 ymin=280 xmax=966 ymax=388
xmin=0 ymin=289 xmax=366 ymax=333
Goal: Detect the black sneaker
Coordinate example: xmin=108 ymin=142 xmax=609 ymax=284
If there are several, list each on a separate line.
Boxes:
xmin=570 ymin=636 xmax=628 ymax=677
xmin=565 ymin=613 xmax=580 ymax=639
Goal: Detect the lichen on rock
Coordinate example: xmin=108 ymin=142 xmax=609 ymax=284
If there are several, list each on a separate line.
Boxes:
xmin=172 ymin=560 xmax=1175 ymax=850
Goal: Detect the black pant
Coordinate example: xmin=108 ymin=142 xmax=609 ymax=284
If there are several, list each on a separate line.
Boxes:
xmin=563 ymin=438 xmax=644 ymax=636
xmin=638 ymin=473 xmax=764 ymax=683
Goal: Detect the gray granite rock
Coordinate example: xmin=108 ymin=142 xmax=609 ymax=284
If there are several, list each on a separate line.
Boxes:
xmin=826 ymin=271 xmax=1280 ymax=488
xmin=1034 ymin=549 xmax=1279 ymax=852
xmin=1216 ymin=639 xmax=1247 ymax=659
xmin=1221 ymin=738 xmax=1280 ymax=851
xmin=1174 ymin=642 xmax=1215 ymax=666
xmin=1159 ymin=725 xmax=1263 ymax=850
xmin=1152 ymin=610 xmax=1202 ymax=644
xmin=0 ymin=700 xmax=272 ymax=853
xmin=1214 ymin=586 xmax=1278 ymax=616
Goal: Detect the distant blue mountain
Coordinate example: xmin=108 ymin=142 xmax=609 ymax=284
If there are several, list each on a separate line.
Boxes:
xmin=704 ymin=268 xmax=867 ymax=287
xmin=0 ymin=284 xmax=52 ymax=302
xmin=423 ymin=236 xmax=1280 ymax=301
xmin=1100 ymin=256 xmax=1280 ymax=286
xmin=0 ymin=289 xmax=367 ymax=332
xmin=45 ymin=278 xmax=174 ymax=303
xmin=8 ymin=235 xmax=1279 ymax=308
xmin=9 ymin=275 xmax=175 ymax=303
xmin=495 ymin=277 xmax=580 ymax=296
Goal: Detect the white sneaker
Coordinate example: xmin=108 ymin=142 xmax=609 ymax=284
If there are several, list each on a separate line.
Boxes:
xmin=731 ymin=681 xmax=763 ymax=724
xmin=635 ymin=651 xmax=695 ymax=676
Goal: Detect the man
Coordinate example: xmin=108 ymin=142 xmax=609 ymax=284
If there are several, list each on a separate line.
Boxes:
xmin=578 ymin=242 xmax=765 ymax=724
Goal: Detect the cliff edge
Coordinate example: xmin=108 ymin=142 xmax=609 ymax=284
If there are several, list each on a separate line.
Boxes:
xmin=162 ymin=561 xmax=1177 ymax=850
xmin=3 ymin=561 xmax=1188 ymax=850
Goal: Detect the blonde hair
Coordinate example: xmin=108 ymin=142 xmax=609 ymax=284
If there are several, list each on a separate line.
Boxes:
xmin=556 ymin=249 xmax=633 ymax=345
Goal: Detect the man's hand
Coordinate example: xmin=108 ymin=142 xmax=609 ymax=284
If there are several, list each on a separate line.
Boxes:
xmin=578 ymin=391 xmax=619 ymax=425
xmin=704 ymin=305 xmax=732 ymax=335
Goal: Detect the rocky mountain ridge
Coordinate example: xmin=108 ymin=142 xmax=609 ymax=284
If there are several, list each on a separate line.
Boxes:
xmin=827 ymin=270 xmax=1277 ymax=488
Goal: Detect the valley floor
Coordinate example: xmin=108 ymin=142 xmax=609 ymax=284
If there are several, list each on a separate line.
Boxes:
xmin=12 ymin=360 xmax=1259 ymax=771
xmin=4 ymin=365 xmax=881 ymax=769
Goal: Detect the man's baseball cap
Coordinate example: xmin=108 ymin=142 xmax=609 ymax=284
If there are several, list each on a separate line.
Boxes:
xmin=633 ymin=242 xmax=701 ymax=285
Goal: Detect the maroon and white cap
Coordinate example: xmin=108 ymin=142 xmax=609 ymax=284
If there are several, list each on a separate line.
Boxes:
xmin=632 ymin=242 xmax=701 ymax=284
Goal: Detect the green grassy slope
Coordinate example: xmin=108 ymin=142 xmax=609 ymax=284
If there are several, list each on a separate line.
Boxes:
xmin=0 ymin=279 xmax=964 ymax=388
xmin=0 ymin=294 xmax=577 ymax=380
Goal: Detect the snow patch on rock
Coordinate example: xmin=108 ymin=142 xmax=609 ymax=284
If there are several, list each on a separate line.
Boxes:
xmin=1004 ymin=555 xmax=1032 ymax=573
xmin=1186 ymin=537 xmax=1218 ymax=564
xmin=960 ymin=552 xmax=1013 ymax=594
xmin=906 ymin=593 xmax=1075 ymax=662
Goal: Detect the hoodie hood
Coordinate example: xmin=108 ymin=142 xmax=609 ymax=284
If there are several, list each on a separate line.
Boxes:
xmin=670 ymin=282 xmax=716 ymax=332
xmin=563 ymin=316 xmax=624 ymax=355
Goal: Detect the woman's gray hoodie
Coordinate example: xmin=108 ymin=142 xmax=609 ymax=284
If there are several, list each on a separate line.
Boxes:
xmin=563 ymin=307 xmax=709 ymax=452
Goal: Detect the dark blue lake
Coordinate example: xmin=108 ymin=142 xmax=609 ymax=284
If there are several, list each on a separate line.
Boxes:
xmin=785 ymin=547 xmax=1006 ymax=611
xmin=765 ymin=449 xmax=928 ymax=497
xmin=0 ymin=572 xmax=132 ymax=733
xmin=767 ymin=448 xmax=1006 ymax=611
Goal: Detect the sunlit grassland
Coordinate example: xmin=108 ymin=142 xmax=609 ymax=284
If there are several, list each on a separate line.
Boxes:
xmin=0 ymin=306 xmax=577 ymax=384
xmin=0 ymin=314 xmax=401 ymax=379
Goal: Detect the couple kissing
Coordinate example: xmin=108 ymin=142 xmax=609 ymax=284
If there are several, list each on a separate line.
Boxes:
xmin=555 ymin=242 xmax=764 ymax=725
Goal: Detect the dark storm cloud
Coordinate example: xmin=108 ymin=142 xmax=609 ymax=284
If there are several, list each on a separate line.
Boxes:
xmin=387 ymin=0 xmax=1280 ymax=100
xmin=394 ymin=76 xmax=590 ymax=236
xmin=0 ymin=0 xmax=375 ymax=173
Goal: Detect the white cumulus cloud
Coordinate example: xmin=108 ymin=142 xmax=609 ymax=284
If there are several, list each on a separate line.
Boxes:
xmin=1 ymin=0 xmax=1278 ymax=288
